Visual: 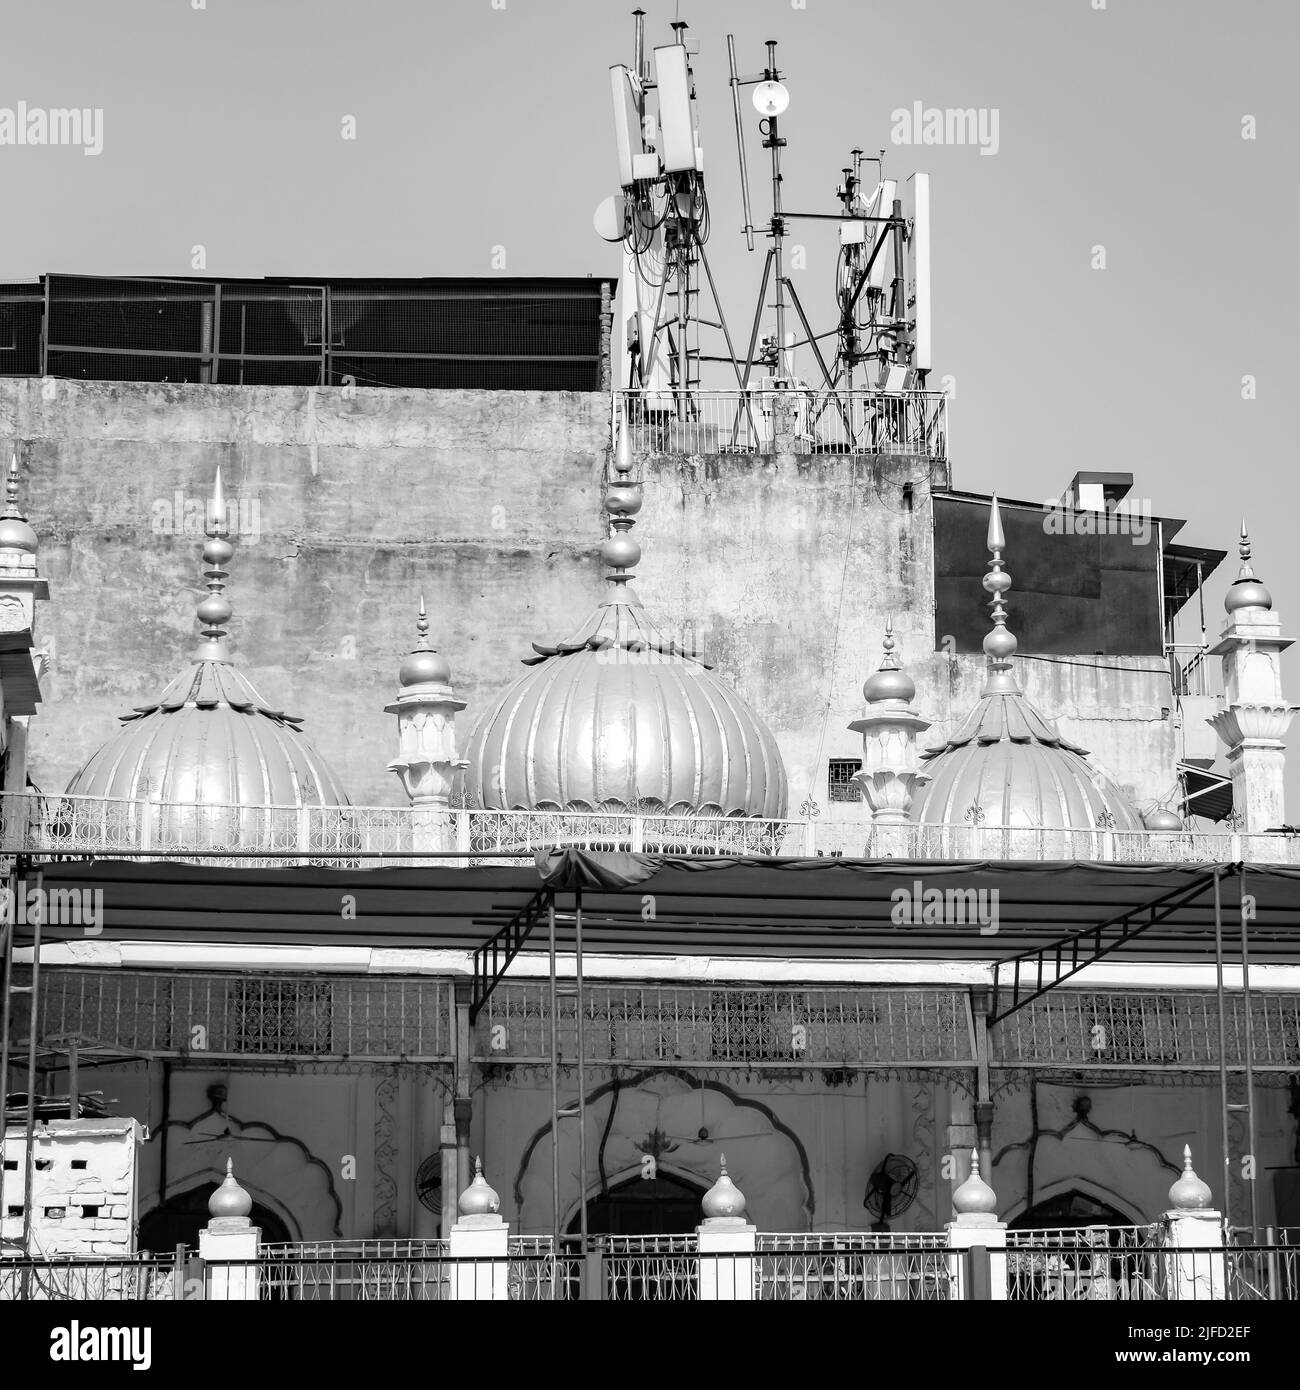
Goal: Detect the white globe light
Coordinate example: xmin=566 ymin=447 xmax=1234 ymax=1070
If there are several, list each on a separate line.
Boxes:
xmin=752 ymin=80 xmax=790 ymax=118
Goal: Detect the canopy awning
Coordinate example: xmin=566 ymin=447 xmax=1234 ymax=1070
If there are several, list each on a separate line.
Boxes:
xmin=13 ymin=854 xmax=1300 ymax=965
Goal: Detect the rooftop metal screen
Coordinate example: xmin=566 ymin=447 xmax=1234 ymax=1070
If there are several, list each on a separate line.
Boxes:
xmin=2 ymin=275 xmax=613 ymax=390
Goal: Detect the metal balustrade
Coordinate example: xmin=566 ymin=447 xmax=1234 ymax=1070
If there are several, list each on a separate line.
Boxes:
xmin=474 ymin=982 xmax=974 ymax=1067
xmin=5 ymin=792 xmax=1298 ymax=865
xmin=37 ymin=970 xmax=453 ymax=1062
xmin=618 ymin=388 xmax=949 ymax=460
xmin=5 ymin=1229 xmax=1300 ymax=1300
xmin=30 ymin=970 xmax=1300 ymax=1070
xmin=996 ymin=991 xmax=1300 ymax=1071
xmin=0 ymin=1255 xmax=179 ymax=1301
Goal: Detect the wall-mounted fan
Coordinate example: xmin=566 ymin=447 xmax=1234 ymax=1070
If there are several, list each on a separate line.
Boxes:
xmin=864 ymin=1153 xmax=919 ymax=1232
xmin=415 ymin=1154 xmax=443 ymax=1218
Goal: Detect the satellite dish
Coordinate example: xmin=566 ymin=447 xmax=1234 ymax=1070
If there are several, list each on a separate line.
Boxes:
xmin=594 ymin=193 xmax=628 ymax=243
xmin=752 ymin=80 xmax=790 ymax=118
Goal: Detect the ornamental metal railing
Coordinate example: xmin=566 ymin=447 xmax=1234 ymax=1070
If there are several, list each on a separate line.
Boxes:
xmin=7 ymin=792 xmax=1298 ymax=866
xmin=30 ymin=970 xmax=1300 ymax=1069
xmin=618 ymin=387 xmax=949 ymax=460
xmin=995 ymin=990 xmax=1300 ymax=1071
xmin=473 ymin=983 xmax=975 ymax=1067
xmin=0 ymin=1255 xmax=180 ymax=1301
xmin=37 ymin=970 xmax=453 ymax=1062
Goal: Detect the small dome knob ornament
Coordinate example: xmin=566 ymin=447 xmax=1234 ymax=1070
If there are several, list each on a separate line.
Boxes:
xmin=458 ymin=1156 xmax=501 ymax=1217
xmin=700 ymin=1154 xmax=747 ymax=1220
xmin=208 ymin=1157 xmax=253 ymax=1220
xmin=1167 ymin=1145 xmax=1213 ymax=1212
xmin=952 ymin=1149 xmax=998 ymax=1217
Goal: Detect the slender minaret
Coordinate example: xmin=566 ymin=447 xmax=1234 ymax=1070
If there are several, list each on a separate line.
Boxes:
xmin=1208 ymin=523 xmax=1296 ymax=833
xmin=386 ymin=596 xmax=468 ymax=853
xmin=0 ymin=452 xmax=51 ymax=792
xmin=849 ymin=618 xmax=931 ymax=847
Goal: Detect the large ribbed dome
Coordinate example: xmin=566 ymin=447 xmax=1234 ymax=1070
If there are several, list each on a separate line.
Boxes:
xmin=64 ymin=467 xmax=348 ymax=827
xmin=464 ymin=593 xmax=787 ymax=817
xmin=65 ymin=659 xmax=349 ymax=809
xmin=908 ymin=684 xmax=1142 ymax=830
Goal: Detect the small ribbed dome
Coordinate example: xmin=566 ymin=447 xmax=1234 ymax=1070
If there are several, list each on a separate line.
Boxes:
xmin=65 ymin=465 xmax=348 ymax=826
xmin=464 ymin=595 xmax=787 ymax=817
xmin=65 ymin=659 xmax=350 ymax=810
xmin=909 ymin=682 xmax=1143 ymax=830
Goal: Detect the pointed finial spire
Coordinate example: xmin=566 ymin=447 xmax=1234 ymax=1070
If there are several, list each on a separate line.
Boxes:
xmin=602 ymin=399 xmax=644 ymax=593
xmin=981 ymin=495 xmax=1018 ymax=688
xmin=415 ymin=593 xmax=431 ymax=649
xmin=194 ymin=466 xmax=235 ymax=661
xmin=3 ymin=453 xmax=21 ymax=517
xmin=1239 ymin=519 xmax=1252 ymax=571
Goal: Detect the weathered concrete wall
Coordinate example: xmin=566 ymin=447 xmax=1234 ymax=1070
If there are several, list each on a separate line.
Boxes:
xmin=56 ymin=1055 xmax=1292 ymax=1237
xmin=1 ymin=377 xmax=1176 ymax=811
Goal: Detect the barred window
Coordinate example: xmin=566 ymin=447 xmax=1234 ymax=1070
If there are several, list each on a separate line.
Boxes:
xmin=827 ymin=758 xmax=863 ymax=802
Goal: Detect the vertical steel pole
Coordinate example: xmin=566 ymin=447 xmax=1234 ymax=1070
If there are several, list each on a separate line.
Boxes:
xmin=20 ymin=867 xmax=42 ymax=1256
xmin=67 ymin=1036 xmax=78 ymax=1120
xmin=548 ymin=892 xmax=560 ymax=1266
xmin=0 ymin=906 xmax=12 ymax=1249
xmin=1239 ymin=863 xmax=1258 ymax=1234
xmin=1212 ymin=866 xmax=1232 ymax=1217
xmin=575 ymin=886 xmax=588 ymax=1256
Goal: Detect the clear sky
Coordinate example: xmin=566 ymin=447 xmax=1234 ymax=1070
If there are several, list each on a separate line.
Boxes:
xmin=3 ymin=0 xmax=1298 ymax=811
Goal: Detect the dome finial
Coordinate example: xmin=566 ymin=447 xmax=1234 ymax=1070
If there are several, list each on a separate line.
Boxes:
xmin=952 ymin=1147 xmax=998 ymax=1217
xmin=1224 ymin=517 xmax=1272 ymax=613
xmin=1167 ymin=1144 xmax=1213 ymax=1212
xmin=602 ymin=399 xmax=644 ymax=593
xmin=207 ymin=1155 xmax=253 ymax=1221
xmin=701 ymin=1152 xmax=748 ymax=1220
xmin=0 ymin=450 xmax=40 ymax=558
xmin=863 ymin=613 xmax=916 ymax=704
xmin=194 ymin=466 xmax=236 ymax=661
xmin=981 ymin=495 xmax=1018 ymax=689
xmin=398 ymin=591 xmax=452 ymax=687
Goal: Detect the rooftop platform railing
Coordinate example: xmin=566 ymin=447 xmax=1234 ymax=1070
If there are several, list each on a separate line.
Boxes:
xmin=3 ymin=793 xmax=1298 ymax=866
xmin=618 ymin=386 xmax=948 ymax=460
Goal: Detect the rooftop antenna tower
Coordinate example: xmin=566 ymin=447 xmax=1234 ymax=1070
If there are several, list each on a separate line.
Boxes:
xmin=597 ymin=11 xmax=753 ymax=429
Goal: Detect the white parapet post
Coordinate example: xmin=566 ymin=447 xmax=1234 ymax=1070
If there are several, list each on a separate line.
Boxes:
xmin=449 ymin=1156 xmax=509 ymax=1300
xmin=198 ymin=1158 xmax=260 ymax=1301
xmin=696 ymin=1156 xmax=756 ymax=1300
xmin=1161 ymin=1147 xmax=1226 ymax=1300
xmin=945 ymin=1149 xmax=1007 ymax=1300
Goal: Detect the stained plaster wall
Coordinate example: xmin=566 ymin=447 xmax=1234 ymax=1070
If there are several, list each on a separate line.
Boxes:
xmin=39 ymin=1058 xmax=1296 ymax=1239
xmin=2 ymin=378 xmax=1177 ymax=814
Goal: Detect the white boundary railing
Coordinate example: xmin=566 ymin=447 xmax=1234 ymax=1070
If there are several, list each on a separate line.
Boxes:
xmin=2 ymin=793 xmax=1297 ymax=866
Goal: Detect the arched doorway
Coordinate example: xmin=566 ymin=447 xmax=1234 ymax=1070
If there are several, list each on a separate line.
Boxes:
xmin=1009 ymin=1189 xmax=1135 ymax=1229
xmin=567 ymin=1172 xmax=708 ymax=1237
xmin=139 ymin=1183 xmax=292 ymax=1254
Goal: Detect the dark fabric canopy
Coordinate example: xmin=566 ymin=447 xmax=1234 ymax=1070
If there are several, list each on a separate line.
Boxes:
xmin=13 ymin=854 xmax=1300 ymax=965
